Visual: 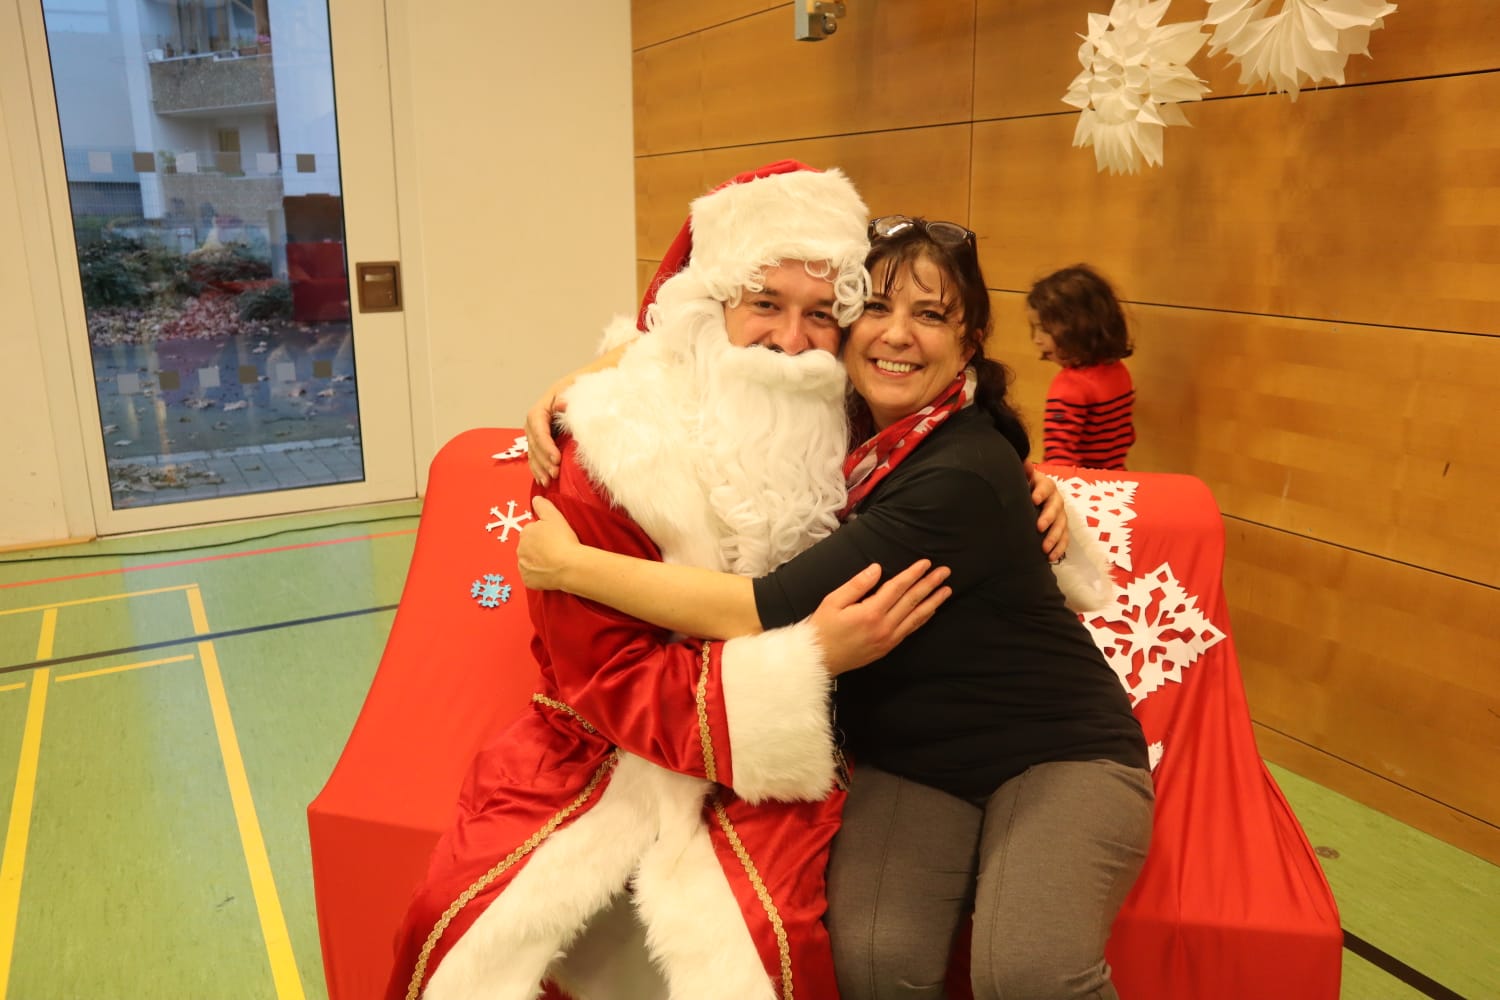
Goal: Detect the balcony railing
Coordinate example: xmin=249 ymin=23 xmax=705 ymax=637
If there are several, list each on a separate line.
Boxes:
xmin=149 ymin=51 xmax=275 ymax=114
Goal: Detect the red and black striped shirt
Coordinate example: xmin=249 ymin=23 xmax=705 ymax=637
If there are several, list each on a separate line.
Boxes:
xmin=1043 ymin=361 xmax=1135 ymax=470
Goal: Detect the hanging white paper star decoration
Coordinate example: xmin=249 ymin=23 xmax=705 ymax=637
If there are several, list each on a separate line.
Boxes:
xmin=1204 ymin=0 xmax=1397 ymax=100
xmin=1062 ymin=0 xmax=1212 ymax=175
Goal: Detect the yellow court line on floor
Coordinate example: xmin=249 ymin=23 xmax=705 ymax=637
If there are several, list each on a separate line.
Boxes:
xmin=0 ymin=611 xmax=54 ymax=1000
xmin=0 ymin=685 xmax=22 ymax=695
xmin=186 ymin=587 xmax=305 ymax=1000
xmin=33 ymin=613 xmax=52 ymax=663
xmin=54 ymin=655 xmax=196 ymax=684
xmin=0 ymin=584 xmax=194 ymax=618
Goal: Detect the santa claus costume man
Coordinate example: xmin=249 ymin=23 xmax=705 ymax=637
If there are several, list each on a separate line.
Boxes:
xmin=388 ymin=162 xmax=879 ymax=1000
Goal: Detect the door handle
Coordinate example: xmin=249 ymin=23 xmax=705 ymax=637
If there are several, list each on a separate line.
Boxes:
xmin=355 ymin=261 xmax=402 ymax=312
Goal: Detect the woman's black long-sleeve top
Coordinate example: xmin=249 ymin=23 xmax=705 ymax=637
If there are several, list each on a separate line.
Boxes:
xmin=754 ymin=406 xmax=1148 ymax=800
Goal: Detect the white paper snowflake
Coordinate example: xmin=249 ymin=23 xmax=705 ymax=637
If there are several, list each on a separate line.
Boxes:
xmin=1062 ymin=0 xmax=1211 ymax=174
xmin=492 ymin=435 xmax=529 ymax=461
xmin=1148 ymin=740 xmax=1165 ymax=771
xmin=1205 ymin=0 xmax=1397 ymax=100
xmin=1050 ymin=476 xmax=1138 ymax=572
xmin=1083 ymin=562 xmax=1225 ymax=706
xmin=485 ymin=500 xmax=532 ymax=542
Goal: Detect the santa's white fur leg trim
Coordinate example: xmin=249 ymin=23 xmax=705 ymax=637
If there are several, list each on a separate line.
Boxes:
xmin=720 ymin=622 xmax=835 ymax=804
xmin=632 ymin=809 xmax=776 ymax=1000
xmin=424 ymin=756 xmax=666 ymax=1000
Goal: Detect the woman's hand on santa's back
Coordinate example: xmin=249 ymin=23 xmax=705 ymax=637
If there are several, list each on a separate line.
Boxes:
xmin=1027 ymin=464 xmax=1070 ymax=562
xmin=516 ymin=496 xmax=581 ymax=591
xmin=526 ymin=343 xmax=635 ymax=486
xmin=525 ymin=381 xmax=570 ymax=486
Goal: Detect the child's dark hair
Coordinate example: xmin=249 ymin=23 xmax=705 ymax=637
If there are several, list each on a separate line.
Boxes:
xmin=1025 ymin=264 xmax=1134 ymax=367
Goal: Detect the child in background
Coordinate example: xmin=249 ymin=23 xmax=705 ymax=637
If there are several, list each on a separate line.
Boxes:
xmin=1026 ymin=264 xmax=1136 ymax=470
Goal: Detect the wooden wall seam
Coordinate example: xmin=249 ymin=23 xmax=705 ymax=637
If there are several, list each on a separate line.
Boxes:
xmin=632 ymin=2 xmax=786 ymax=53
xmin=1221 ymin=513 xmax=1499 ymax=589
xmin=1254 ymin=724 xmax=1500 ymax=864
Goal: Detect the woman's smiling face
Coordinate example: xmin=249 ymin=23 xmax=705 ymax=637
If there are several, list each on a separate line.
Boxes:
xmin=845 ymin=254 xmax=975 ymax=430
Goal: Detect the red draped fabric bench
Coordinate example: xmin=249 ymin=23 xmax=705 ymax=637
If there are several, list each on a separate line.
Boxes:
xmin=308 ymin=428 xmax=1342 ymax=1000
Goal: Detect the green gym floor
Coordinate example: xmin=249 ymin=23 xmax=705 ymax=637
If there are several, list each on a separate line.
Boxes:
xmin=0 ymin=503 xmax=1495 ymax=1000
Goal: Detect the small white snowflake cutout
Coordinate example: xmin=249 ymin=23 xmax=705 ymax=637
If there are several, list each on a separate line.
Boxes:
xmin=1051 ymin=475 xmax=1138 ymax=571
xmin=1148 ymin=741 xmax=1164 ymax=772
xmin=1082 ymin=561 xmax=1225 ymax=707
xmin=470 ymin=573 xmax=512 ymax=608
xmin=493 ymin=436 xmax=528 ymax=461
xmin=486 ymin=500 xmax=532 ymax=542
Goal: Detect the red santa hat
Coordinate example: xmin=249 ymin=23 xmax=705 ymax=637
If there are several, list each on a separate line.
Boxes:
xmin=636 ymin=160 xmax=870 ymax=331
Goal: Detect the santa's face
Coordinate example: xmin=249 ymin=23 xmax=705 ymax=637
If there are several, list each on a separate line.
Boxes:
xmin=723 ymin=262 xmax=841 ymax=356
xmin=620 ymin=261 xmax=851 ymax=573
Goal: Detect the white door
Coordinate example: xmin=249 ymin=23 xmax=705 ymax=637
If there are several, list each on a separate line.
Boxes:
xmin=17 ymin=0 xmax=414 ymax=534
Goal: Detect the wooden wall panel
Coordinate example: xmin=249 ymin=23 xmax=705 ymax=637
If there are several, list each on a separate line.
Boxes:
xmin=635 ymin=149 xmax=711 ymax=261
xmin=635 ymin=3 xmax=975 ymax=156
xmin=993 ymin=292 xmax=1500 ymax=585
xmin=1253 ymin=724 xmax=1499 ymax=865
xmin=1223 ymin=519 xmax=1500 ymax=829
xmin=974 ymin=0 xmax=1500 ymax=121
xmin=973 ymin=0 xmax=1114 ymax=121
xmin=972 ymin=71 xmax=1500 ymax=335
xmin=1137 ymin=314 xmax=1499 ymax=587
xmin=632 ymin=0 xmax=779 ymax=50
xmin=634 ymin=33 xmax=709 ymax=155
xmin=635 ymin=125 xmax=972 ymax=261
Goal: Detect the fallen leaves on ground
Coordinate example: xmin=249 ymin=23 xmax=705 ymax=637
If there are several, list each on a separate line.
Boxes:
xmin=109 ymin=462 xmax=226 ymax=493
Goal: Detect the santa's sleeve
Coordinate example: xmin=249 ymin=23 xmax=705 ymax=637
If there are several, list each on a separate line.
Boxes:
xmin=528 ymin=459 xmax=836 ymax=804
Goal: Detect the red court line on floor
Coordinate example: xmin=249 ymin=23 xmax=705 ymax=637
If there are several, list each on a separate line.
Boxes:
xmin=1 ymin=528 xmax=417 ymax=591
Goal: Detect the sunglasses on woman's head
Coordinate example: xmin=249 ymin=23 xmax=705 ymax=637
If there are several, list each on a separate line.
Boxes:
xmin=868 ymin=215 xmax=975 ymax=247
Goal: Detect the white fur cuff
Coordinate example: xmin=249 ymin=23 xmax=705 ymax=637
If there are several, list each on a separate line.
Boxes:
xmin=719 ymin=623 xmax=836 ymax=804
xmin=1052 ymin=494 xmax=1118 ymax=613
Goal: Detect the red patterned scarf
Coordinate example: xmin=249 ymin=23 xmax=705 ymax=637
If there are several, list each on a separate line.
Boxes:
xmin=840 ymin=367 xmax=976 ymax=518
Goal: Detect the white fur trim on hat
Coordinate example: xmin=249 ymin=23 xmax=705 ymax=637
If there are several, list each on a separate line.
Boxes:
xmin=687 ymin=167 xmax=871 ymax=326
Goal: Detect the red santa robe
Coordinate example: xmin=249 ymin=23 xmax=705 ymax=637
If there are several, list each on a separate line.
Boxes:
xmin=387 ymin=317 xmax=852 ymax=1000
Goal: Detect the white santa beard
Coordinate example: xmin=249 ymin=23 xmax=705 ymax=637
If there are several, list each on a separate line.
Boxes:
xmin=694 ymin=332 xmax=850 ymax=577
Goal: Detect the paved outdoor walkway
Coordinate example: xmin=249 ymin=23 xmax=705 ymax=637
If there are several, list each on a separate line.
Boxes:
xmin=107 ymin=436 xmax=364 ymax=506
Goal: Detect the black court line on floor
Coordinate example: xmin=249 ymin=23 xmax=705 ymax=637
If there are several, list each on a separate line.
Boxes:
xmin=1344 ymin=930 xmax=1467 ymax=1000
xmin=0 ymin=604 xmax=399 ymax=678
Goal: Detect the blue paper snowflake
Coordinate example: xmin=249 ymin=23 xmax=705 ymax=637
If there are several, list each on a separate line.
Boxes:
xmin=470 ymin=573 xmax=513 ymax=608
